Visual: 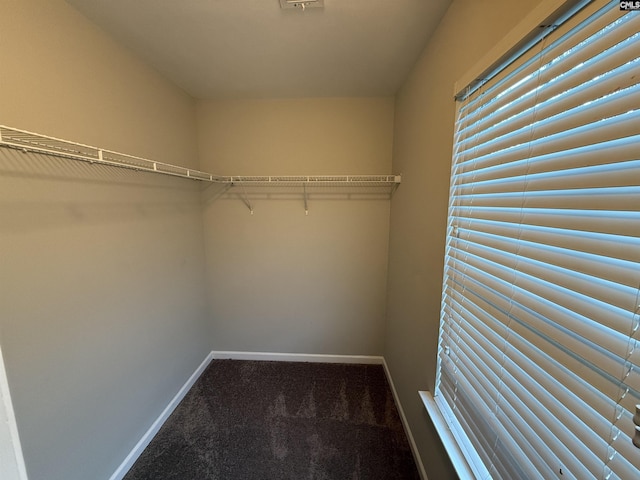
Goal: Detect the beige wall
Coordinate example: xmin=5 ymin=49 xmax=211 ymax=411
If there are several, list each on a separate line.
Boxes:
xmin=384 ymin=0 xmax=544 ymax=478
xmin=0 ymin=0 xmax=198 ymax=167
xmin=0 ymin=1 xmax=209 ymax=479
xmin=197 ymin=98 xmax=394 ymax=355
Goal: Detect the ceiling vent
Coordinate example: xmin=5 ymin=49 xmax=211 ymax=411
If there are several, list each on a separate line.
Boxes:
xmin=279 ymin=0 xmax=324 ymax=11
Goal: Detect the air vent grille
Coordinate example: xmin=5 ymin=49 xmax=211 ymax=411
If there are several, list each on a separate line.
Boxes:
xmin=279 ymin=0 xmax=324 ymax=11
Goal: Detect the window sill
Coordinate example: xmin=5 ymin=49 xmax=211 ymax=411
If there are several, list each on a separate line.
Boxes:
xmin=419 ymin=391 xmax=480 ymax=480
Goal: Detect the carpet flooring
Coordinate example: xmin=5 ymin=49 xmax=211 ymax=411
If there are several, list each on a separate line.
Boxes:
xmin=123 ymin=360 xmax=421 ymax=480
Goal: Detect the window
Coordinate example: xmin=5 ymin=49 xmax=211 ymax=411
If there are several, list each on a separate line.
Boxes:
xmin=435 ymin=1 xmax=640 ymax=478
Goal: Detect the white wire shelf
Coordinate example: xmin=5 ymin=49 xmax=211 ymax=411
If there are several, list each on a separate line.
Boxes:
xmin=227 ymin=175 xmax=401 ymax=186
xmin=0 ymin=125 xmax=401 ymax=189
xmin=0 ymin=125 xmax=225 ymax=182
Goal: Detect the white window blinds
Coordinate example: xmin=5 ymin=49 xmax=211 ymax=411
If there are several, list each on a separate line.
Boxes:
xmin=436 ymin=1 xmax=640 ymax=479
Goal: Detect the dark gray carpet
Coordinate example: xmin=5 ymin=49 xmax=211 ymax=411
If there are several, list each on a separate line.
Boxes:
xmin=123 ymin=360 xmax=420 ymax=480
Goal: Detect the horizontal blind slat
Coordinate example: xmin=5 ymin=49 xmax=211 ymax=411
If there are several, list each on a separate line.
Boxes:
xmin=458 ymin=18 xmax=640 ymax=145
xmin=452 ymin=206 xmax=640 ymax=238
xmin=456 ymin=109 xmax=640 ymax=174
xmin=454 ymin=134 xmax=640 ymax=184
xmin=451 ymin=217 xmax=640 ymax=263
xmin=445 ymin=258 xmax=640 ymax=410
xmin=441 ymin=342 xmax=576 ymax=478
xmin=445 ymin=323 xmax=604 ymax=477
xmin=456 ymin=227 xmax=640 ymax=289
xmin=458 ymin=3 xmax=633 ymax=124
xmin=445 ymin=305 xmax=617 ymax=456
xmin=453 ymin=230 xmax=638 ymax=303
xmin=458 ymin=51 xmax=640 ymax=151
xmin=444 ymin=291 xmax=620 ymax=429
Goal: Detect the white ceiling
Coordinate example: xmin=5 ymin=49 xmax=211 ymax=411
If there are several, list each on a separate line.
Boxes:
xmin=65 ymin=0 xmax=452 ymax=99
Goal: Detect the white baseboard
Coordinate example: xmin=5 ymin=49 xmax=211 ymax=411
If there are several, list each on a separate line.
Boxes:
xmin=109 ymin=351 xmax=214 ymax=480
xmin=382 ymin=358 xmax=428 ymax=480
xmin=210 ymin=350 xmax=384 ymax=364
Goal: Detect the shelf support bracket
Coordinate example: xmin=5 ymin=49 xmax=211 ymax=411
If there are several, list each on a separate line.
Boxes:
xmin=235 ymin=181 xmax=253 ymax=215
xmin=303 ymin=182 xmax=309 ymax=215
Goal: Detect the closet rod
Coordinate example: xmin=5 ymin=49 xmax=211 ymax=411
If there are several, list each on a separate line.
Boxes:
xmin=0 ymin=125 xmax=401 ymax=187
